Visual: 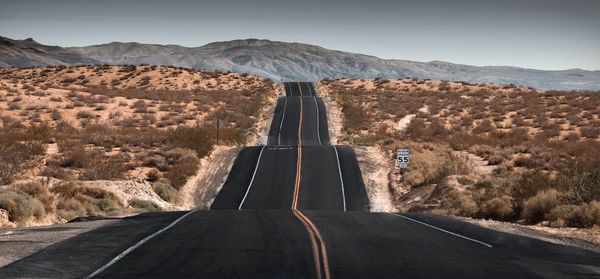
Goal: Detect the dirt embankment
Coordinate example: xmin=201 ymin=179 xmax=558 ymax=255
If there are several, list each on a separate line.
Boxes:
xmin=353 ymin=146 xmax=395 ymax=212
xmin=185 ymin=146 xmax=241 ymax=209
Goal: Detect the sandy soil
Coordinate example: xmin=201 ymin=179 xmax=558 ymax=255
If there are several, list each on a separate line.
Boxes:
xmin=191 ymin=146 xmax=241 ymax=209
xmin=462 ymin=217 xmax=600 ymax=253
xmin=353 ymin=146 xmax=395 ymax=212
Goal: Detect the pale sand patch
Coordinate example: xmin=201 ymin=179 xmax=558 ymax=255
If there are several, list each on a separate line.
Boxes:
xmin=397 ymin=105 xmax=429 ymax=132
xmin=353 ymin=146 xmax=395 ymax=212
xmin=397 ymin=114 xmax=416 ymax=131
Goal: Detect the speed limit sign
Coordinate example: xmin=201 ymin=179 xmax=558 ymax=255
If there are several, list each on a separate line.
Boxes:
xmin=396 ymin=149 xmax=410 ymax=168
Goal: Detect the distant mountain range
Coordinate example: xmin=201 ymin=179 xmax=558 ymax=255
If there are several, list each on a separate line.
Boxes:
xmin=1 ymin=35 xmax=599 ymax=90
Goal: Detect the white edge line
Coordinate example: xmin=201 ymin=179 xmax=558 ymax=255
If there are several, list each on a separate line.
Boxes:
xmin=392 ymin=214 xmax=493 ymax=248
xmin=314 ymin=95 xmax=322 ymax=145
xmin=333 ymin=145 xmax=346 ymax=211
xmin=298 ymin=82 xmax=303 ymax=97
xmin=278 ymin=97 xmax=287 ymax=145
xmin=85 ymin=209 xmax=199 ymax=278
xmin=238 ymin=145 xmax=266 ymax=210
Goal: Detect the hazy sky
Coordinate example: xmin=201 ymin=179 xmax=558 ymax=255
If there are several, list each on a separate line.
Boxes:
xmin=1 ymin=0 xmax=599 ymax=70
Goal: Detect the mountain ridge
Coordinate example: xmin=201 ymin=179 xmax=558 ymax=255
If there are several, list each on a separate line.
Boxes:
xmin=1 ymin=35 xmax=599 ymax=90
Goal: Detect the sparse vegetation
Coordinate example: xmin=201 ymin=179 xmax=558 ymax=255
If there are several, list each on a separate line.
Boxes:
xmin=324 ymin=78 xmax=600 ymax=229
xmin=0 ymin=65 xmax=277 ymax=227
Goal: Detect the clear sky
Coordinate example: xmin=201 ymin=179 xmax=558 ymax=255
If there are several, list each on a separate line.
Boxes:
xmin=1 ymin=0 xmax=599 ymax=70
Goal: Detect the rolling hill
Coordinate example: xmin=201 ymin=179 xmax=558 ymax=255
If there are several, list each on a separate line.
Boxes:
xmin=1 ymin=36 xmax=599 ymax=90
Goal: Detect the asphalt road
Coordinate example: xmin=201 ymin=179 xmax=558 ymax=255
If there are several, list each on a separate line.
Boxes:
xmin=1 ymin=82 xmax=599 ymax=278
xmin=214 ymin=81 xmax=366 ymax=211
xmin=211 ymin=145 xmax=369 ymax=211
xmin=267 ymin=97 xmax=329 ymax=146
xmin=3 ymin=211 xmax=599 ymax=278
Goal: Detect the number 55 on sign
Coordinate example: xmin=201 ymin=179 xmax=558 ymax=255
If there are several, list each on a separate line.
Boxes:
xmin=396 ymin=149 xmax=410 ymax=169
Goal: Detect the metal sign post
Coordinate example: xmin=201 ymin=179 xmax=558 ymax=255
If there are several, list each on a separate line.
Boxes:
xmin=213 ymin=114 xmax=226 ymax=146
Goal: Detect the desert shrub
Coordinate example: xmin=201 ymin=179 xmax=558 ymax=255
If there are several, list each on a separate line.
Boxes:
xmin=50 ymin=109 xmax=62 ymax=121
xmin=0 ymin=188 xmax=45 ymax=223
xmin=166 ymin=126 xmax=213 ymax=158
xmin=128 ymin=198 xmax=162 ymax=212
xmin=559 ymin=161 xmax=600 ymax=203
xmin=469 ymin=145 xmax=495 ymax=158
xmin=564 ymin=201 xmax=600 ymax=228
xmin=41 ymin=165 xmax=73 ymax=180
xmin=340 ymin=98 xmax=368 ymax=133
xmin=480 ymin=195 xmax=514 ymax=221
xmin=146 ymin=169 xmax=161 ymax=182
xmin=564 ymin=132 xmax=580 ymax=142
xmin=457 ymin=176 xmax=474 ymax=185
xmin=55 ymin=140 xmax=92 ymax=168
xmin=473 ymin=180 xmax=493 ymax=189
xmin=79 ymin=157 xmax=127 ymax=181
xmin=52 ymin=182 xmax=123 ymax=220
xmin=547 ymin=204 xmax=578 ymax=228
xmin=442 ymin=190 xmax=478 ymax=217
xmin=400 ymin=142 xmax=472 ymax=187
xmin=513 ymin=157 xmax=542 ymax=168
xmin=164 ymin=153 xmax=199 ymax=190
xmin=141 ymin=154 xmax=168 ymax=171
xmin=511 ymin=171 xmax=554 ymax=206
xmin=76 ymin=111 xmax=95 ymax=119
xmin=498 ymin=128 xmax=530 ymax=147
xmin=447 ymin=153 xmax=474 ymax=175
xmin=152 ymin=182 xmax=179 ymax=203
xmin=487 ymin=154 xmax=505 ymax=165
xmin=15 ymin=181 xmax=55 ymax=214
xmin=548 ymin=201 xmax=600 ymax=228
xmin=493 ymin=161 xmax=514 ymax=175
xmin=0 ymin=135 xmax=45 ymax=184
xmin=522 ymin=189 xmax=559 ymax=224
xmin=132 ymin=100 xmax=148 ymax=113
xmin=580 ymin=127 xmax=599 ymax=139
xmin=7 ymin=102 xmax=20 ymax=110
xmin=472 ymin=119 xmax=495 ymax=134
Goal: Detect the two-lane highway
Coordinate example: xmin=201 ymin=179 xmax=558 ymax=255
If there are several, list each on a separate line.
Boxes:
xmin=3 ymin=211 xmax=599 ymax=278
xmin=2 ymin=82 xmax=599 ymax=279
xmin=214 ymin=82 xmax=368 ymax=211
xmin=267 ymin=87 xmax=329 ymax=145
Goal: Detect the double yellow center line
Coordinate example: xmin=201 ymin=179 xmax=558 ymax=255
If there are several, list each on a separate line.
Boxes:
xmin=292 ymin=94 xmax=303 ymax=209
xmin=290 ymin=83 xmax=331 ymax=279
xmin=292 ymin=210 xmax=331 ymax=279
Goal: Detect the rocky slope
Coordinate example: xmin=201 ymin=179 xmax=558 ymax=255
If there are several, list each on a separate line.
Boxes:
xmin=1 ymin=36 xmax=599 ymax=90
xmin=0 ymin=36 xmax=98 ymax=67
